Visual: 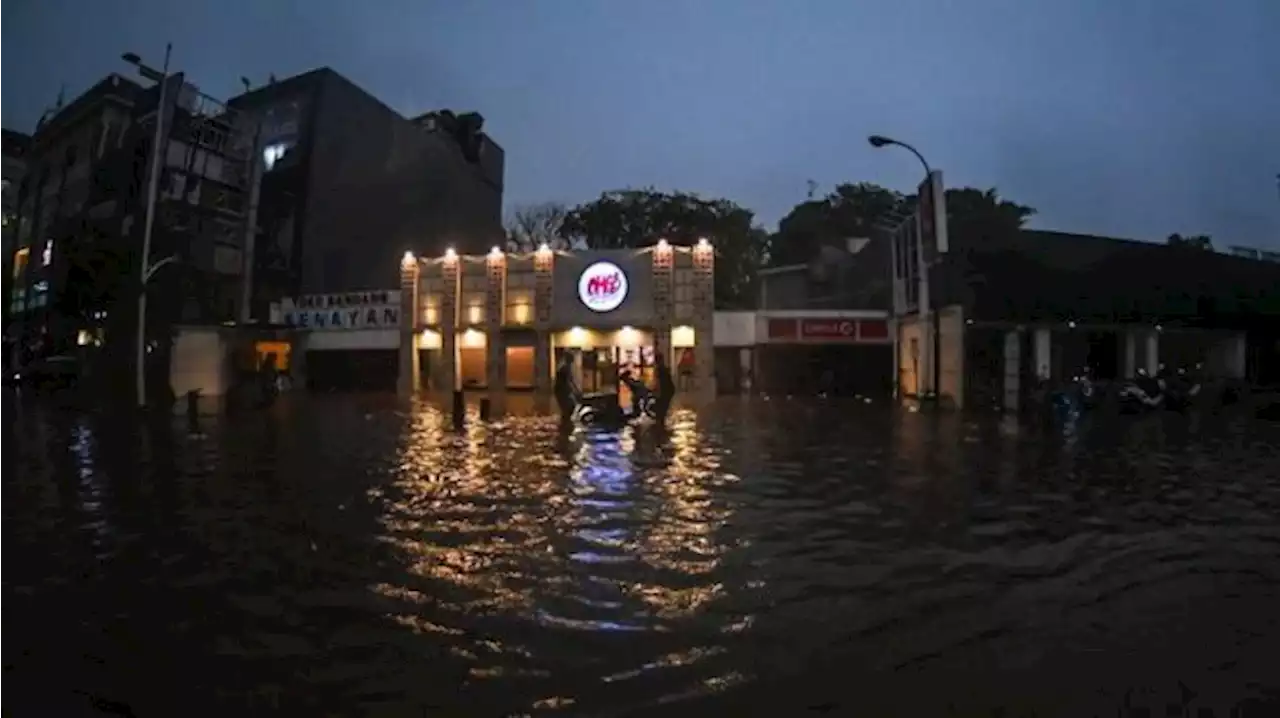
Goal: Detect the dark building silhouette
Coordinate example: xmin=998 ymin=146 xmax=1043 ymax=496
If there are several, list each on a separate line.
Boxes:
xmin=227 ymin=68 xmax=505 ymax=316
xmin=3 ymin=128 xmax=32 ymax=368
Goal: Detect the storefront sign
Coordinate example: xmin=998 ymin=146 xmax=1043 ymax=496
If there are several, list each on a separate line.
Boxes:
xmin=578 ymin=261 xmax=628 ymax=313
xmin=800 ymin=319 xmax=856 ymax=339
xmin=282 ymin=291 xmax=400 ymax=330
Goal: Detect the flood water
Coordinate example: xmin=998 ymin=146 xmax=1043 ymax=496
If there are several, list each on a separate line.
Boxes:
xmin=5 ymin=393 xmax=1280 ymax=716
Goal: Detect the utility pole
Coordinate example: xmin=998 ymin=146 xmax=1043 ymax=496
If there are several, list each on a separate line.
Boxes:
xmin=126 ymin=43 xmax=173 ymax=409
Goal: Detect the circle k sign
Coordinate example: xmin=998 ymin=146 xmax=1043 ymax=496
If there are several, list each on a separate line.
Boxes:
xmin=578 ymin=261 xmax=629 ymax=313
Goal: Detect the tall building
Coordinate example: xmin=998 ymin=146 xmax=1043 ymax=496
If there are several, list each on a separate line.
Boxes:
xmin=6 ymin=75 xmax=141 ymax=359
xmin=6 ymin=70 xmax=260 ymax=371
xmin=227 ymin=68 xmax=505 ymax=317
xmin=3 ymin=128 xmax=32 ymax=366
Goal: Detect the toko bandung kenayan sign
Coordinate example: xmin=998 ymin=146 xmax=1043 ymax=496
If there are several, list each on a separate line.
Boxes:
xmin=577 ymin=261 xmax=629 ymax=312
xmin=281 ymin=291 xmax=400 ymax=330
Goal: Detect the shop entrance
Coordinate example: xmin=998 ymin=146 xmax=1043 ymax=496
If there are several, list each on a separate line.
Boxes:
xmin=555 ymin=344 xmax=658 ymax=401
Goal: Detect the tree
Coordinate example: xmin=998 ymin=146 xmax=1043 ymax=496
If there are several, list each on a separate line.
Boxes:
xmin=559 ymin=188 xmax=769 ymax=309
xmin=1166 ymin=233 xmax=1213 ymax=250
xmin=770 ymin=182 xmax=904 ymax=266
xmin=504 ymin=202 xmax=569 ymax=252
xmin=941 ymin=187 xmax=1036 ymax=246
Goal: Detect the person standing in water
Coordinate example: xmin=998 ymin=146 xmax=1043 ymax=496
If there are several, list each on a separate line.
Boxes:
xmin=653 ymin=353 xmax=676 ymax=425
xmin=554 ymin=353 xmax=579 ymax=426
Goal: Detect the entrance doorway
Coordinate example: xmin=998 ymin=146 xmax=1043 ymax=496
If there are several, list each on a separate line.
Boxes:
xmin=554 ymin=344 xmax=657 ymax=399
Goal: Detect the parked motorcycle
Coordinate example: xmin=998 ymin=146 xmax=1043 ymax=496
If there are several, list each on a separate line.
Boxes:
xmin=1118 ymin=369 xmax=1165 ymax=412
xmin=1162 ymin=365 xmax=1204 ymax=411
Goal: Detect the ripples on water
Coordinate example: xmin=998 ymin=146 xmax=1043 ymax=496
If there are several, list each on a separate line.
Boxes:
xmin=5 ymin=393 xmax=1280 ymax=715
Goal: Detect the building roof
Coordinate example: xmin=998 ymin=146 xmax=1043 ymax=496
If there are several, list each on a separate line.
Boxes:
xmin=961 ymin=228 xmax=1280 ymax=325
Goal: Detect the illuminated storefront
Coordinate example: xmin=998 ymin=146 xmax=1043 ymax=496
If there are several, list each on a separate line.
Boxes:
xmin=398 ymin=240 xmax=716 ymax=398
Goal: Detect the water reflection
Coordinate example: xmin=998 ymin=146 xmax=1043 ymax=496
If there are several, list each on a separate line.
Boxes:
xmin=5 ymin=393 xmax=1280 ymax=715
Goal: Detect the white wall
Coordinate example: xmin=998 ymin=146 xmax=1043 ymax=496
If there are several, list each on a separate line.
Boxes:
xmin=171 ymin=327 xmax=229 ymax=397
xmin=713 ymin=311 xmax=757 ymax=347
xmin=306 ymin=328 xmax=399 ymax=351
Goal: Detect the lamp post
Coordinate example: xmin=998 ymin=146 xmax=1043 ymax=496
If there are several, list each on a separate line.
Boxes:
xmin=869 ymin=133 xmax=942 ymax=403
xmin=123 ymin=44 xmax=172 ymax=408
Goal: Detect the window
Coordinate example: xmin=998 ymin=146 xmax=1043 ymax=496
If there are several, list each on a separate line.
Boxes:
xmin=12 ymin=247 xmax=29 ymax=278
xmin=41 ymin=239 xmax=53 ymax=266
xmin=262 ymin=142 xmax=290 ymax=170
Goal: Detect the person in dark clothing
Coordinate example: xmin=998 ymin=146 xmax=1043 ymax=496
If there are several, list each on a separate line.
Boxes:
xmin=619 ymin=369 xmax=653 ymax=419
xmin=554 ymin=353 xmax=579 ymax=426
xmin=653 ymin=354 xmax=676 ymax=424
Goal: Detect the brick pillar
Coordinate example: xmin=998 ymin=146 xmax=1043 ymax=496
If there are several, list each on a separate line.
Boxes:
xmin=652 ymin=241 xmax=673 ymax=366
xmin=397 ymin=253 xmax=421 ymax=396
xmin=485 ymin=250 xmax=506 ymax=393
xmin=533 ymin=246 xmax=555 ymax=395
xmin=691 ymin=240 xmax=715 ymax=399
xmin=440 ymin=253 xmax=460 ymax=394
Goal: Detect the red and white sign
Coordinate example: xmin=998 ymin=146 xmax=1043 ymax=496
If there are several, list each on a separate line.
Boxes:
xmin=800 ymin=319 xmax=856 ymax=339
xmin=578 ymin=261 xmax=629 ymax=312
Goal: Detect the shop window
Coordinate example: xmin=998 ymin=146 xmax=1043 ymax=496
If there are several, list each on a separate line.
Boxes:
xmin=12 ymin=247 xmax=29 ymax=278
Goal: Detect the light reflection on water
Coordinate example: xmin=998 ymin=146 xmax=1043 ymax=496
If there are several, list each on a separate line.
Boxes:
xmin=5 ymin=393 xmax=1280 ymax=716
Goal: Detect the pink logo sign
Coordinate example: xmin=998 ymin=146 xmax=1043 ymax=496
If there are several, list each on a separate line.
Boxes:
xmin=578 ymin=261 xmax=629 ymax=312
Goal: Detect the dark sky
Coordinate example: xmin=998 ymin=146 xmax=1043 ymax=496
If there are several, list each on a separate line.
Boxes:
xmin=4 ymin=1 xmax=1278 ymax=246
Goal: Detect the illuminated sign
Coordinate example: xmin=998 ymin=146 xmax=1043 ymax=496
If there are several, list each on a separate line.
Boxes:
xmin=577 ymin=261 xmax=628 ymax=313
xmin=281 ymin=291 xmax=400 ymax=330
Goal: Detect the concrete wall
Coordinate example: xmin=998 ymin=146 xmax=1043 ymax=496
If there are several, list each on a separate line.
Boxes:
xmin=300 ymin=71 xmax=503 ymax=295
xmin=938 ymin=305 xmax=965 ymax=408
xmin=170 ymin=326 xmax=231 ymax=397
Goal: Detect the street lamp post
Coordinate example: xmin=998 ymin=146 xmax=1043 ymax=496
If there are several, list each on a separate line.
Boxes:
xmin=123 ymin=44 xmax=172 ymax=409
xmin=869 ymin=133 xmax=943 ymax=404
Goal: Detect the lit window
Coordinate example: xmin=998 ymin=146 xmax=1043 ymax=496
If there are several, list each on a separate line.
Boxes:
xmin=12 ymin=247 xmax=28 ymax=279
xmin=41 ymin=239 xmax=53 ymax=266
xmin=262 ymin=142 xmax=290 ymax=170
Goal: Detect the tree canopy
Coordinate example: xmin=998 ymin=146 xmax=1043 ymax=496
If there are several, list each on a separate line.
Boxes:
xmin=1166 ymin=233 xmax=1213 ymax=250
xmin=559 ymin=189 xmax=769 ymax=309
xmin=505 ymin=202 xmax=569 ymax=252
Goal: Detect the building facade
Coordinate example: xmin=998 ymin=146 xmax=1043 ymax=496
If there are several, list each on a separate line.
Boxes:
xmin=227 ymin=68 xmax=505 ymax=314
xmin=5 ymin=74 xmax=141 ymax=360
xmin=397 ymin=241 xmax=715 ymax=399
xmin=3 ymin=128 xmax=32 ymax=359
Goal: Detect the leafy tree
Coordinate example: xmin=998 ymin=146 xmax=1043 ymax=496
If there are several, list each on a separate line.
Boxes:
xmin=940 ymin=187 xmax=1036 ymax=246
xmin=505 ymin=202 xmax=569 ymax=252
xmin=559 ymin=188 xmax=769 ymax=309
xmin=1166 ymin=233 xmax=1213 ymax=250
xmin=770 ymin=182 xmax=904 ymax=266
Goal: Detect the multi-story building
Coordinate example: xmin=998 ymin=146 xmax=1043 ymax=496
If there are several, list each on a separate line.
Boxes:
xmin=227 ymin=68 xmax=505 ymax=318
xmin=6 ymin=75 xmax=141 ymax=360
xmin=3 ymin=128 xmax=32 ymax=368
xmin=5 ymin=69 xmax=260 ymax=387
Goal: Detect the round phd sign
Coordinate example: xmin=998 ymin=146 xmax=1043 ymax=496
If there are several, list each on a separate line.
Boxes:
xmin=578 ymin=261 xmax=629 ymax=313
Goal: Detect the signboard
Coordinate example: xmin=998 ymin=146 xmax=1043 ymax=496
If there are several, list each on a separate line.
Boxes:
xmin=800 ymin=319 xmax=855 ymax=339
xmin=282 ymin=291 xmax=400 ymax=330
xmin=577 ymin=261 xmax=628 ymax=313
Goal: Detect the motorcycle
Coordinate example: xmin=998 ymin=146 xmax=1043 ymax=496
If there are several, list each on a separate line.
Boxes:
xmin=1162 ymin=365 xmax=1204 ymax=411
xmin=1118 ymin=369 xmax=1165 ymax=412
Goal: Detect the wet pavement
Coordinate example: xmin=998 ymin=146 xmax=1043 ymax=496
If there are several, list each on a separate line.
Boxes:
xmin=5 ymin=392 xmax=1280 ymax=716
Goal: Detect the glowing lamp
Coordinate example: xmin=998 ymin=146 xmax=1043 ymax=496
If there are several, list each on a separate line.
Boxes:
xmin=489 ymin=246 xmax=503 ymax=259
xmin=444 ymin=247 xmax=457 ymax=261
xmin=401 ymin=250 xmax=416 ymax=267
xmin=697 ymin=237 xmax=710 ymax=248
xmin=656 ymin=238 xmax=670 ymax=251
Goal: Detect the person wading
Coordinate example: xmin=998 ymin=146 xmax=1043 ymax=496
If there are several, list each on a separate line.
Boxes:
xmin=654 ymin=353 xmax=676 ymax=425
xmin=554 ymin=353 xmax=579 ymax=426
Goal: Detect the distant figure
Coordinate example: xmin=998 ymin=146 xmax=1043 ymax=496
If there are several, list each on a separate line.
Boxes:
xmin=554 ymin=353 xmax=578 ymax=426
xmin=654 ymin=354 xmax=676 ymax=425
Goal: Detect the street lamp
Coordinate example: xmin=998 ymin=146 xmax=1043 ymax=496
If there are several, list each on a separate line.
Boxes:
xmin=870 ymin=133 xmax=942 ymax=404
xmin=123 ymin=43 xmax=172 ymax=408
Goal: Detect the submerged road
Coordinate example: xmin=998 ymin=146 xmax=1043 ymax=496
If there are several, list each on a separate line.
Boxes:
xmin=5 ymin=393 xmax=1280 ymax=716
